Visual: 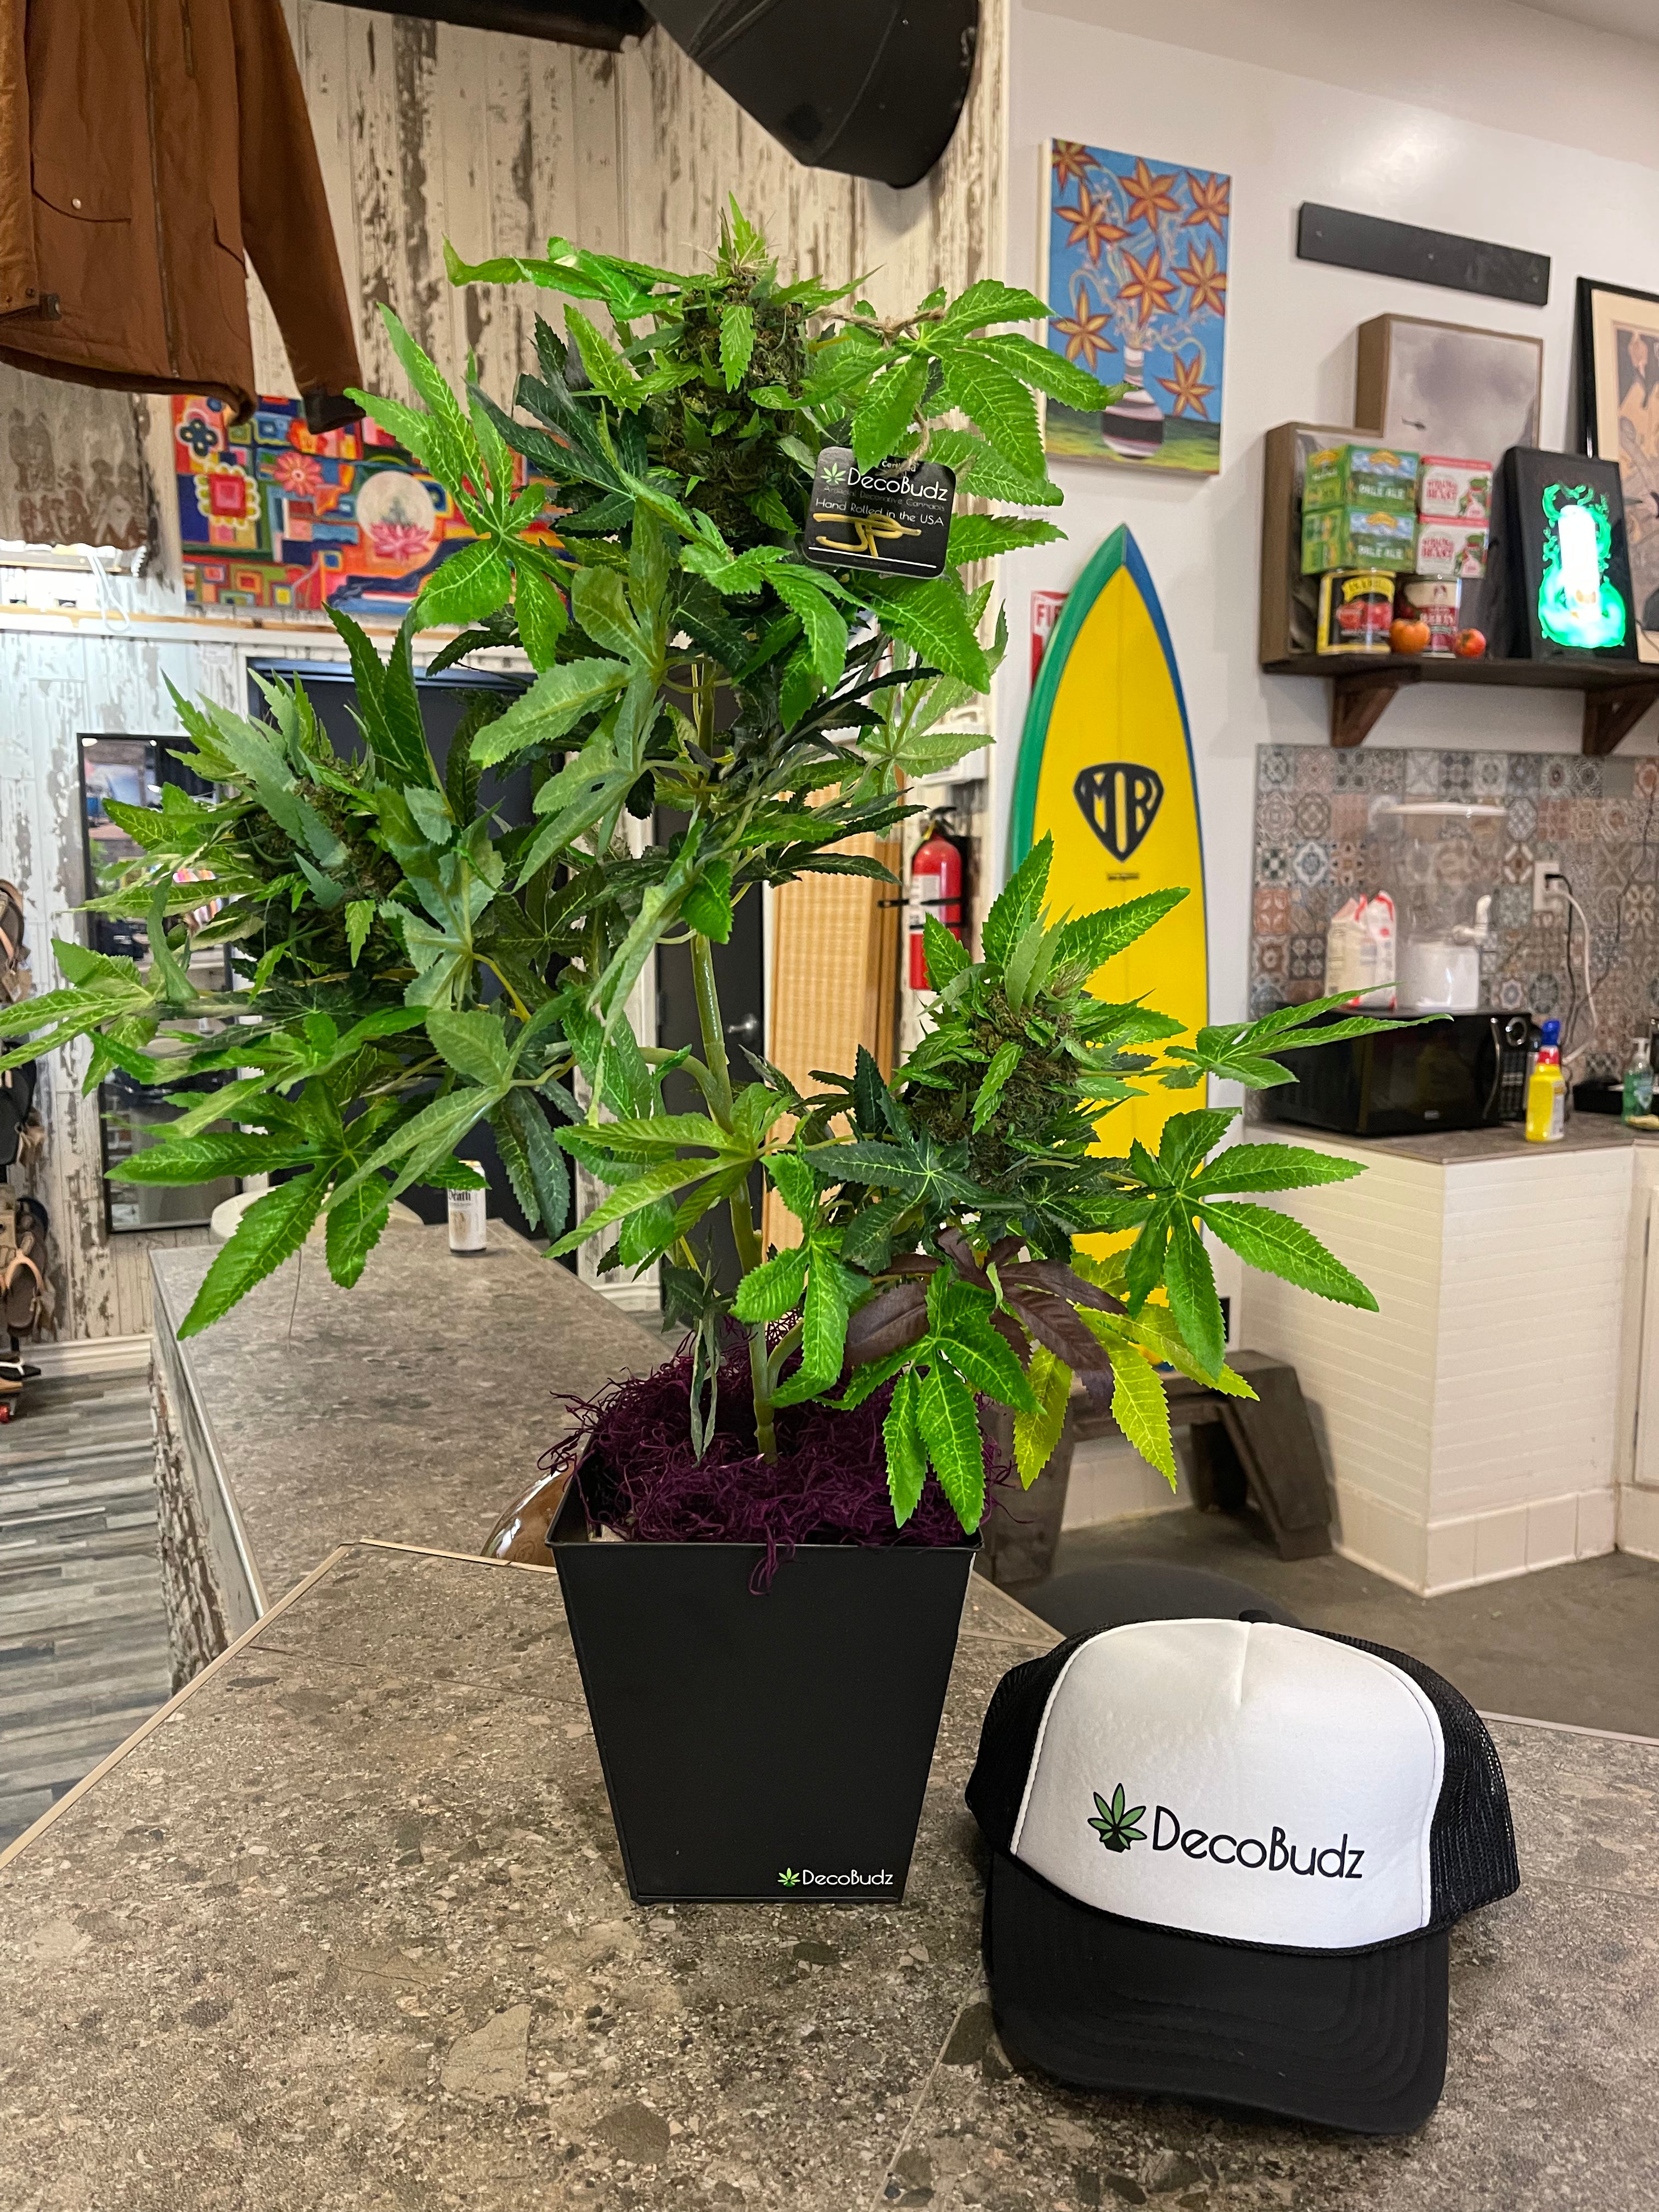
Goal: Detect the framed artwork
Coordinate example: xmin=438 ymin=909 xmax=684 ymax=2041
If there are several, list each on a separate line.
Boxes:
xmin=1040 ymin=139 xmax=1229 ymax=476
xmin=1576 ymin=278 xmax=1659 ymax=662
xmin=172 ymin=392 xmax=556 ymax=616
xmin=1355 ymin=314 xmax=1543 ymax=467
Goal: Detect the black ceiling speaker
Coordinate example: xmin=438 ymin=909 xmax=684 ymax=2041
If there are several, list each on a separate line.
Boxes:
xmin=645 ymin=0 xmax=980 ymax=188
xmin=342 ymin=1 xmax=648 ymax=48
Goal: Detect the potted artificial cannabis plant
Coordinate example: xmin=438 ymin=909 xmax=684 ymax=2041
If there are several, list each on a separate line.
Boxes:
xmin=0 ymin=206 xmax=1390 ymax=1903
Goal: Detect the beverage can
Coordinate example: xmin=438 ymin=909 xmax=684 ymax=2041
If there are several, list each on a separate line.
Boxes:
xmin=448 ymin=1182 xmax=487 ymax=1255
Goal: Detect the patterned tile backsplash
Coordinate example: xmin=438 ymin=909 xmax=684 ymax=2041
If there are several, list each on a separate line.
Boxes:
xmin=1250 ymin=745 xmax=1659 ymax=1080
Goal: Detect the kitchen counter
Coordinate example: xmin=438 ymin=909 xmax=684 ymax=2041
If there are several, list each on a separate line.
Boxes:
xmin=1255 ymin=1109 xmax=1656 ymax=1167
xmin=1 ymin=1539 xmax=1653 ymax=2211
xmin=149 ymin=1224 xmax=662 ymax=1680
xmin=1244 ymin=1114 xmax=1659 ymax=1594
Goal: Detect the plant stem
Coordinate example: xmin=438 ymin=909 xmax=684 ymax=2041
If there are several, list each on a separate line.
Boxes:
xmin=689 ymin=928 xmax=777 ymax=1460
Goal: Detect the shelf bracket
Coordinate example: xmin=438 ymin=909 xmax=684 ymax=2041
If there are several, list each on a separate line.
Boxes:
xmin=1329 ymin=666 xmax=1417 ymax=748
xmin=1582 ymin=681 xmax=1659 ymax=758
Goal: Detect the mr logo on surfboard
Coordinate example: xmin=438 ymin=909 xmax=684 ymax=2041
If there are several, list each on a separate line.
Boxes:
xmin=1074 ymin=762 xmax=1165 ymax=864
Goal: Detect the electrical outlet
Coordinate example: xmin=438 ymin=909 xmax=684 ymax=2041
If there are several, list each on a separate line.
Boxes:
xmin=1533 ymin=859 xmax=1567 ymax=916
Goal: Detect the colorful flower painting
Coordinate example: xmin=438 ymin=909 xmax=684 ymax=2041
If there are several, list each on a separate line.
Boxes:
xmin=172 ymin=394 xmax=556 ymax=616
xmin=1043 ymin=140 xmax=1231 ymax=476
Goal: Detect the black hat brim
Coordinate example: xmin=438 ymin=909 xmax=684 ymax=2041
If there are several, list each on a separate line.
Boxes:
xmin=985 ymin=1849 xmax=1448 ymax=2136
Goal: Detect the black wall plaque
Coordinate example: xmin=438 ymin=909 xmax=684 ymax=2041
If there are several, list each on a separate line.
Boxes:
xmin=1297 ymin=205 xmax=1549 ymax=309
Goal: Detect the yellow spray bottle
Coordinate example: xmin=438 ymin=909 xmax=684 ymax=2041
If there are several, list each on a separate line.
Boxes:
xmin=1525 ymin=1018 xmax=1566 ymax=1143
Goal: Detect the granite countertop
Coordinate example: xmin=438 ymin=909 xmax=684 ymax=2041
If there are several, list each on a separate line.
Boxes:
xmin=150 ymin=1224 xmax=662 ymax=1607
xmin=1258 ymin=1112 xmax=1657 ymax=1167
xmin=2 ymin=1542 xmax=1654 ymax=2211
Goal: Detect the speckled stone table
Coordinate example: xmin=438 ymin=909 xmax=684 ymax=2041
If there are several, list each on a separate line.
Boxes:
xmin=148 ymin=1224 xmax=661 ymax=1678
xmin=1 ymin=1544 xmax=1653 ymax=2212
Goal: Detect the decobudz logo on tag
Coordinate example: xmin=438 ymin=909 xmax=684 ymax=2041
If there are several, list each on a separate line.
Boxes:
xmin=1088 ymin=1790 xmax=1365 ymax=1878
xmin=777 ymin=1866 xmax=895 ymax=1890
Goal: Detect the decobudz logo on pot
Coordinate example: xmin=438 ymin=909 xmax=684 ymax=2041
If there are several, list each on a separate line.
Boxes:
xmin=777 ymin=1865 xmax=894 ymax=1889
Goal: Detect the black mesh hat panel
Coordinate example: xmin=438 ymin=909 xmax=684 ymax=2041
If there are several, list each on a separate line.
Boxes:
xmin=1328 ymin=1634 xmax=1520 ymax=1928
xmin=964 ymin=1634 xmax=1090 ymax=1854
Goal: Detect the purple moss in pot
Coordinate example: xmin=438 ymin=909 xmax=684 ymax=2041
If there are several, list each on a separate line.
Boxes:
xmin=551 ymin=1342 xmax=1003 ymax=1578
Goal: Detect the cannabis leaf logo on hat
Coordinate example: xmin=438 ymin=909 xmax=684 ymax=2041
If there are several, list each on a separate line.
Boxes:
xmin=1088 ymin=1785 xmax=1147 ymax=1854
xmin=778 ymin=1867 xmax=802 ymax=1887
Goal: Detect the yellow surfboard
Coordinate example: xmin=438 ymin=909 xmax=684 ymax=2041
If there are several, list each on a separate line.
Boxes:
xmin=1009 ymin=526 xmax=1209 ymax=1181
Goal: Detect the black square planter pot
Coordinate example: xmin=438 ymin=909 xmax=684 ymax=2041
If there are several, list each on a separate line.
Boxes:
xmin=550 ymin=1489 xmax=977 ymax=1904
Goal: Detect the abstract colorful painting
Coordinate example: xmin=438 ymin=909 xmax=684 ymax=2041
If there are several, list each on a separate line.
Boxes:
xmin=1041 ymin=139 xmax=1230 ymax=476
xmin=173 ymin=394 xmax=555 ymax=616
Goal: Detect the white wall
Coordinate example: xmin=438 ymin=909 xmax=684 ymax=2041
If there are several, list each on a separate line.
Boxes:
xmin=996 ymin=0 xmax=1659 ymax=1047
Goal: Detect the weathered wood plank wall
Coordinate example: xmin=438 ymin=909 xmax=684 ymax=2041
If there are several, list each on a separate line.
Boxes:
xmin=254 ymin=2 xmax=1007 ymax=406
xmin=4 ymin=3 xmax=1009 ymax=1337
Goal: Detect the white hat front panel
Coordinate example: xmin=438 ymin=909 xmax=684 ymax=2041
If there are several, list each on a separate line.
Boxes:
xmin=1011 ymin=1620 xmax=1444 ymax=1949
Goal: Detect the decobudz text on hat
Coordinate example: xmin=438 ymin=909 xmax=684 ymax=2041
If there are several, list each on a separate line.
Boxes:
xmin=1150 ymin=1806 xmax=1365 ymax=1878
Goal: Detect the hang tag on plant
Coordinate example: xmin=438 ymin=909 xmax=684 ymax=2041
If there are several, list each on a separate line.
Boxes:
xmin=801 ymin=446 xmax=955 ymax=580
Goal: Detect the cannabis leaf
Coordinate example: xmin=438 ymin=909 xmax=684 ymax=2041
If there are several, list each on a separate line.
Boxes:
xmin=1088 ymin=1784 xmax=1147 ymax=1854
xmin=777 ymin=1867 xmax=802 ymax=1888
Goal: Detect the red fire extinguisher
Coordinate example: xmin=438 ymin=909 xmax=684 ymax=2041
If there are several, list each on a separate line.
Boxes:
xmin=909 ymin=816 xmax=965 ymax=990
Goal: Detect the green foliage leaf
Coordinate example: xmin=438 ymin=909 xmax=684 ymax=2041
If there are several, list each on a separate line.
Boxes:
xmin=972 ymin=1040 xmax=1022 ymax=1133
xmin=425 ymin=1008 xmax=512 ymax=1087
xmin=851 ymin=352 xmax=929 ymax=470
xmin=499 ymin=1087 xmax=571 ymax=1240
xmin=513 ymin=562 xmax=568 ymax=672
xmin=566 ymin=306 xmax=644 ymax=409
xmin=547 ymin=1156 xmax=711 ymax=1255
xmin=719 ymin=301 xmax=755 ymax=388
xmin=325 ymin=1182 xmax=392 ymax=1290
xmin=916 ymin=1359 xmax=986 ymax=1532
xmin=345 ymin=900 xmax=375 ymax=967
xmin=177 ymin=1174 xmax=328 ymax=1338
xmin=946 ymin=514 xmax=1065 ymax=564
xmin=922 ymin=915 xmax=969 ymax=990
xmin=938 ymin=348 xmax=1042 ymax=479
xmin=935 ymin=279 xmax=1052 ymax=334
xmin=1200 ymin=1201 xmax=1378 ymax=1311
xmin=983 ymin=833 xmax=1052 ymax=964
xmin=1013 ymin=1342 xmax=1071 ymax=1488
xmin=1051 ymin=888 xmax=1188 ymax=978
xmin=1195 ymin=1144 xmax=1366 ymax=1197
xmin=471 ymin=657 xmax=631 ymax=766
xmin=417 ymin=538 xmax=514 ymax=629
xmin=1104 ymin=1340 xmax=1176 ymax=1486
xmin=883 ymin=1371 xmax=928 ymax=1526
xmin=1164 ymin=1210 xmax=1223 ymax=1381
xmin=108 ymin=1133 xmax=303 ymax=1185
xmin=924 ymin=427 xmax=1062 ymax=507
xmin=980 ymin=331 xmax=1117 ymax=410
xmin=732 ymin=1243 xmax=809 ymax=1323
xmin=861 ymin=574 xmax=988 ymax=689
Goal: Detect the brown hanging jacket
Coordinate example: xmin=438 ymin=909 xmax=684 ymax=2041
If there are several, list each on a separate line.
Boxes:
xmin=0 ymin=0 xmax=362 ymax=428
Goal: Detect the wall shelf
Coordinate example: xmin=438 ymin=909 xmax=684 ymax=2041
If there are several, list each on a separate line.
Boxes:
xmin=1261 ymin=652 xmax=1659 ymax=755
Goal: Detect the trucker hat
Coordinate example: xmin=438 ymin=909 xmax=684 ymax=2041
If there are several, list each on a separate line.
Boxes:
xmin=966 ymin=1617 xmax=1519 ymax=2134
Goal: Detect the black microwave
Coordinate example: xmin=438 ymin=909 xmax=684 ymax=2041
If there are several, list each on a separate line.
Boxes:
xmin=1259 ymin=1009 xmax=1532 ymax=1138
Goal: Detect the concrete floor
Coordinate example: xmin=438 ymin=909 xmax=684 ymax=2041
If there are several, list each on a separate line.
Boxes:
xmin=1039 ymin=1506 xmax=1659 ymax=1740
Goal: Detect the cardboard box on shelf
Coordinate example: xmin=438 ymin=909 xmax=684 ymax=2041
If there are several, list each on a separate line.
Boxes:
xmin=1303 ymin=442 xmax=1420 ymax=515
xmin=1302 ymin=504 xmax=1418 ymax=574
xmin=1418 ymin=455 xmax=1492 ymax=523
xmin=1414 ymin=519 xmax=1488 ymax=579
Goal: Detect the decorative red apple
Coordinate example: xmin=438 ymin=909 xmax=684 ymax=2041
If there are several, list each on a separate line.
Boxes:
xmin=1453 ymin=628 xmax=1487 ymax=659
xmin=1390 ymin=617 xmax=1431 ymax=655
